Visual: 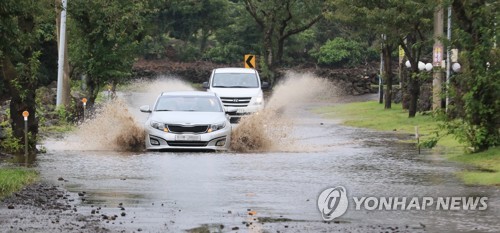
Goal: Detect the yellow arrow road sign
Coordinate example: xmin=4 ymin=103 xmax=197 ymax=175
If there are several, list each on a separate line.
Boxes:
xmin=244 ymin=54 xmax=256 ymax=69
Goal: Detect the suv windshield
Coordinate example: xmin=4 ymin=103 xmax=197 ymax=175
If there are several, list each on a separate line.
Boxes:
xmin=212 ymin=73 xmax=259 ymax=88
xmin=155 ymin=96 xmax=222 ymax=112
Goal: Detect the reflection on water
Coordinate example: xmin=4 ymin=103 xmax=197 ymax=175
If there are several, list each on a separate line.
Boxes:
xmin=36 ymin=119 xmax=500 ymax=232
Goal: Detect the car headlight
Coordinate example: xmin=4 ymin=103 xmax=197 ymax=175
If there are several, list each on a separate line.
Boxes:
xmin=207 ymin=122 xmax=226 ymax=133
xmin=150 ymin=121 xmax=168 ymax=132
xmin=253 ymin=96 xmax=264 ymax=105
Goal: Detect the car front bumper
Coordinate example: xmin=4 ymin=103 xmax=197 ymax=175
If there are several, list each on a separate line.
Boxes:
xmin=144 ymin=126 xmax=231 ymax=151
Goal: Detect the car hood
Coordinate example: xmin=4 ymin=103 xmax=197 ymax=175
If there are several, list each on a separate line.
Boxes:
xmin=149 ymin=111 xmax=226 ymax=125
xmin=209 ymin=88 xmax=262 ymax=98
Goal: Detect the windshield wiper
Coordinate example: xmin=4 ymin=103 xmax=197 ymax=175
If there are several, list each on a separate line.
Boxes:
xmin=212 ymin=85 xmax=231 ymax=88
xmin=156 ymin=109 xmax=173 ymax=111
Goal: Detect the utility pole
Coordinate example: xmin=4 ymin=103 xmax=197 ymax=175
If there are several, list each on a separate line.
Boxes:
xmin=445 ymin=6 xmax=451 ymax=112
xmin=432 ymin=5 xmax=444 ymax=111
xmin=56 ymin=0 xmax=68 ymax=107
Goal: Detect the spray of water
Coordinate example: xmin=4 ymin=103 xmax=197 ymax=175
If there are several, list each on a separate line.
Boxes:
xmin=46 ymin=76 xmax=195 ymax=151
xmin=71 ymin=99 xmax=145 ymax=151
xmin=230 ymin=71 xmax=335 ymax=152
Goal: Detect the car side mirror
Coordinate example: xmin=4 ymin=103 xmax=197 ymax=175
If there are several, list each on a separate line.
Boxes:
xmin=224 ymin=107 xmax=238 ymax=114
xmin=261 ymin=82 xmax=269 ymax=89
xmin=140 ymin=105 xmax=151 ymax=113
xmin=202 ymin=82 xmax=209 ymax=89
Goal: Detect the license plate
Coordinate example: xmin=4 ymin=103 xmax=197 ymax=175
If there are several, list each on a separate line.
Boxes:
xmin=175 ymin=134 xmax=201 ymax=141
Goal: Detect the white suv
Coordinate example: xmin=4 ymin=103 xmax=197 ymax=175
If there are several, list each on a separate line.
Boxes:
xmin=203 ymin=68 xmax=269 ymax=122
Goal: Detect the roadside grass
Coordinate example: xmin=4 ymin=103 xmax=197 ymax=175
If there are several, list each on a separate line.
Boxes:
xmin=314 ymin=101 xmax=499 ymax=186
xmin=40 ymin=123 xmax=76 ymax=134
xmin=0 ymin=168 xmax=39 ymax=199
xmin=448 ymin=148 xmax=500 ymax=186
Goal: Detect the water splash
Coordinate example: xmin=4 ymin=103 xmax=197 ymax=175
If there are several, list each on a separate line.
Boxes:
xmin=230 ymin=71 xmax=336 ymax=152
xmin=45 ymin=76 xmax=195 ymax=152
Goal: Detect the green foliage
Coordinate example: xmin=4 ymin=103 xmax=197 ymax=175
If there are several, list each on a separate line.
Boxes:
xmin=140 ymin=0 xmax=233 ymax=61
xmin=175 ymin=43 xmax=202 ymax=62
xmin=203 ymin=44 xmax=245 ymax=64
xmin=200 ymin=1 xmax=260 ymax=64
xmin=420 ymin=130 xmax=443 ymax=149
xmin=140 ymin=34 xmax=171 ymax=59
xmin=244 ymin=0 xmax=325 ymax=67
xmin=0 ymin=125 xmax=23 ymax=154
xmin=312 ymin=38 xmax=366 ymax=67
xmin=13 ymin=51 xmax=42 ymax=101
xmin=443 ymin=1 xmax=500 ymax=151
xmin=68 ymin=0 xmax=149 ymax=104
xmin=0 ymin=168 xmax=39 ymax=199
xmin=56 ymin=106 xmax=73 ymax=124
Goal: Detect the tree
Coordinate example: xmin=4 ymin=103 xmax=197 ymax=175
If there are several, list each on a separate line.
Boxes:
xmin=0 ymin=0 xmax=55 ymax=153
xmin=244 ymin=0 xmax=324 ymax=80
xmin=446 ymin=0 xmax=499 ymax=151
xmin=326 ymin=0 xmax=435 ymax=114
xmin=68 ymin=0 xmax=148 ymax=107
xmin=202 ymin=1 xmax=261 ymax=64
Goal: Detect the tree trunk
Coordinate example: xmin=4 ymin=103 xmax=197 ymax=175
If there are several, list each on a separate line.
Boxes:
xmin=276 ymin=37 xmax=285 ymax=66
xmin=199 ymin=29 xmax=210 ymax=53
xmin=383 ymin=44 xmax=393 ymax=109
xmin=85 ymin=76 xmax=99 ymax=108
xmin=263 ymin=30 xmax=274 ymax=69
xmin=261 ymin=28 xmax=277 ymax=85
xmin=408 ymin=72 xmax=420 ymax=117
xmin=401 ymin=62 xmax=410 ymax=109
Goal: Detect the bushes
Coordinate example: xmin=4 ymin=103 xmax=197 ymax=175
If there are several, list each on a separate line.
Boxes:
xmin=202 ymin=43 xmax=244 ymax=64
xmin=312 ymin=38 xmax=375 ymax=67
xmin=0 ymin=123 xmax=23 ymax=154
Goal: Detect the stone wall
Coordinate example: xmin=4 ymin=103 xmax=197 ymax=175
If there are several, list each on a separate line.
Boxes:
xmin=132 ymin=59 xmax=377 ymax=95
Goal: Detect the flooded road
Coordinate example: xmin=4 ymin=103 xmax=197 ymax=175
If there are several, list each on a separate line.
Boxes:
xmin=24 ymin=76 xmax=500 ymax=232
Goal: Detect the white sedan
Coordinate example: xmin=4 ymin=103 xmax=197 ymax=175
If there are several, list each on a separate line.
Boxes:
xmin=140 ymin=91 xmax=232 ymax=151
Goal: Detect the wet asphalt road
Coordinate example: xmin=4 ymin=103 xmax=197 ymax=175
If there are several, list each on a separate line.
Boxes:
xmin=32 ymin=96 xmax=500 ymax=232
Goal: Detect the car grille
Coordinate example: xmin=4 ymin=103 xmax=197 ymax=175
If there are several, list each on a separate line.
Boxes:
xmin=220 ymin=97 xmax=251 ymax=107
xmin=167 ymin=125 xmax=208 ymax=133
xmin=166 ymin=141 xmax=209 ymax=147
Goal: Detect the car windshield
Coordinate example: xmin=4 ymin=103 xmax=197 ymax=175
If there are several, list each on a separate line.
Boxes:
xmin=212 ymin=73 xmax=259 ymax=88
xmin=155 ymin=95 xmax=223 ymax=112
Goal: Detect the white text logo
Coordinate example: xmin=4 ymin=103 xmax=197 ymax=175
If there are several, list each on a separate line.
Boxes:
xmin=317 ymin=186 xmax=348 ymax=221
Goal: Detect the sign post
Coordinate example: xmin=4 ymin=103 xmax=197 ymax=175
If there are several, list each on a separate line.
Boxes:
xmin=107 ymin=84 xmax=112 ymax=101
xmin=22 ymin=111 xmax=29 ymax=159
xmin=82 ymin=98 xmax=87 ymax=122
xmin=398 ymin=45 xmax=405 ymax=88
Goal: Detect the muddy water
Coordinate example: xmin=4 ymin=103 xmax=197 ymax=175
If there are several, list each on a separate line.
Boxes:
xmin=35 ymin=74 xmax=500 ymax=232
xmin=231 ymin=72 xmax=337 ymax=152
xmin=45 ymin=77 xmax=194 ymax=152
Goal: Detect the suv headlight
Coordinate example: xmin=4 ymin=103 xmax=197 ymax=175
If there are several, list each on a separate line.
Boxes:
xmin=150 ymin=121 xmax=168 ymax=132
xmin=253 ymin=96 xmax=264 ymax=105
xmin=207 ymin=122 xmax=226 ymax=133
